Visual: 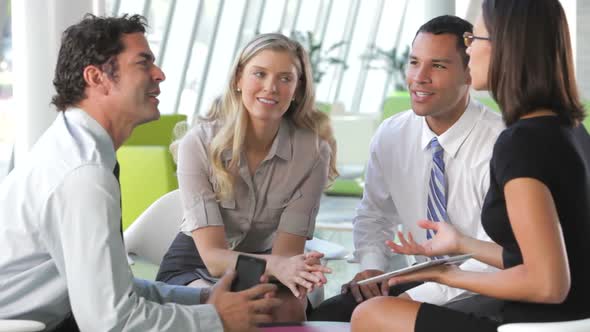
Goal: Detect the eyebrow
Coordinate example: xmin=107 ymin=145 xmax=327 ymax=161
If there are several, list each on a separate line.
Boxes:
xmin=250 ymin=65 xmax=295 ymax=75
xmin=137 ymin=52 xmax=155 ymax=62
xmin=409 ymin=55 xmax=453 ymax=64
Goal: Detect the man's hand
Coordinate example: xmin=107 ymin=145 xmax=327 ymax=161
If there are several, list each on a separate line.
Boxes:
xmin=341 ymin=269 xmax=388 ymax=303
xmin=207 ymin=271 xmax=282 ymax=332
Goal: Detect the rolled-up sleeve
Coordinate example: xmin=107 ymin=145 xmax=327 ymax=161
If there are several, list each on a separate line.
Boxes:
xmin=277 ymin=140 xmax=331 ymax=238
xmin=176 ymin=127 xmax=224 ymax=233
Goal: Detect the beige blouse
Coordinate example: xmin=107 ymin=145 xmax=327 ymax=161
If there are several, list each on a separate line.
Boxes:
xmin=177 ymin=118 xmax=331 ymax=253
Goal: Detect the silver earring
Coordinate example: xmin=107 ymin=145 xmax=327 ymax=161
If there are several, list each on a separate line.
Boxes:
xmin=236 ymin=88 xmax=241 ymax=93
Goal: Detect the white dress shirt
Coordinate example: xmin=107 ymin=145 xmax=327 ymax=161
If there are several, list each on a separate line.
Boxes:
xmin=0 ymin=109 xmax=223 ymax=331
xmin=353 ymin=98 xmax=505 ymax=305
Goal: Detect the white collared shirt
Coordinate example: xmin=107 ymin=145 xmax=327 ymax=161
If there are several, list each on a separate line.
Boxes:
xmin=353 ymin=98 xmax=505 ymax=305
xmin=0 ymin=109 xmax=222 ymax=331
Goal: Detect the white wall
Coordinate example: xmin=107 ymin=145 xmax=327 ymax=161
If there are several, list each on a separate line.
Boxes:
xmin=12 ymin=0 xmax=104 ymax=165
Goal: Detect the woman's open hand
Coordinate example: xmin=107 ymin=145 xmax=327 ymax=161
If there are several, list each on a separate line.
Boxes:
xmin=386 ymin=220 xmax=465 ymax=257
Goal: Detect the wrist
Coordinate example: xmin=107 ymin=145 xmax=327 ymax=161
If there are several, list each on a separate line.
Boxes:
xmin=456 ymin=234 xmax=470 ymax=254
xmin=437 ymin=265 xmax=460 ymax=285
xmin=265 ymin=255 xmax=280 ymax=277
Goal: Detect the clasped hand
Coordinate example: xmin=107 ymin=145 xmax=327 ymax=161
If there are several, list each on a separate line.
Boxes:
xmin=271 ymin=251 xmax=331 ymax=299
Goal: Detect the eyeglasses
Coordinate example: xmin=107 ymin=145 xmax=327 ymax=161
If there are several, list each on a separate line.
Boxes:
xmin=463 ymin=32 xmax=491 ymax=47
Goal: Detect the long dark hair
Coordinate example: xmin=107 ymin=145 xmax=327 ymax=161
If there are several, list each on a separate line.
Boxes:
xmin=482 ymin=0 xmax=585 ymax=126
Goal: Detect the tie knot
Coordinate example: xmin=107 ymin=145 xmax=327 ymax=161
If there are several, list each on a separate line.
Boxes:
xmin=429 ymin=137 xmax=443 ymax=154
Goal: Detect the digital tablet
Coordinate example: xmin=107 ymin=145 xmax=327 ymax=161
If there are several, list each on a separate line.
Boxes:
xmin=356 ymin=253 xmax=473 ymax=286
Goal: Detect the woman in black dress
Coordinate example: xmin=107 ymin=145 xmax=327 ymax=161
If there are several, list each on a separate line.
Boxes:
xmin=351 ymin=0 xmax=590 ymax=331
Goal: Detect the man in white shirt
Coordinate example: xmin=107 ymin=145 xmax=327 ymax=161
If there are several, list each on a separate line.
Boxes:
xmin=310 ymin=15 xmax=505 ymax=321
xmin=0 ymin=14 xmax=280 ymax=331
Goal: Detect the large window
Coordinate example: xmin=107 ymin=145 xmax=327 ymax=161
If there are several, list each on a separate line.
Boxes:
xmin=109 ymin=0 xmax=431 ymax=122
xmin=0 ymin=0 xmax=13 ymax=181
xmin=94 ymin=0 xmax=588 ymax=120
xmin=2 ymin=0 xmax=582 ymax=182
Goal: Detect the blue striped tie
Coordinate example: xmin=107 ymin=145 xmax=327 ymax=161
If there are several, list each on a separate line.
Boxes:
xmin=426 ymin=137 xmax=447 ymax=240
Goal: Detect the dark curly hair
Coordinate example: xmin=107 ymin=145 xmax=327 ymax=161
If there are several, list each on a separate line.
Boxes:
xmin=51 ymin=14 xmax=148 ymax=111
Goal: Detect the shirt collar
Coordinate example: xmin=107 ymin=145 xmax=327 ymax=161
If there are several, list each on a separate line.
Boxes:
xmin=220 ymin=118 xmax=293 ymax=163
xmin=267 ymin=118 xmax=292 ymax=161
xmin=420 ymin=97 xmax=483 ymax=158
xmin=65 ymin=107 xmax=117 ymax=170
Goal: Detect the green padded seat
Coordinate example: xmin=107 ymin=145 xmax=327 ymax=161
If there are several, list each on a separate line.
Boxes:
xmin=381 ymin=91 xmax=411 ymax=122
xmin=475 ymin=96 xmax=500 ymax=112
xmin=325 ymin=178 xmax=364 ymax=197
xmin=316 ymin=102 xmax=332 ymax=114
xmin=117 ymin=114 xmax=187 ymax=230
xmin=124 ymin=114 xmax=187 ymax=146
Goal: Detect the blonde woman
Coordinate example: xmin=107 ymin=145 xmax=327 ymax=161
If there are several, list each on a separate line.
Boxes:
xmin=156 ymin=33 xmax=338 ymax=322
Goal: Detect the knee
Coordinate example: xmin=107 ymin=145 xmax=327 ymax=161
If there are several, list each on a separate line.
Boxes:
xmin=351 ymin=297 xmax=390 ymax=331
xmin=351 ymin=296 xmax=420 ymax=332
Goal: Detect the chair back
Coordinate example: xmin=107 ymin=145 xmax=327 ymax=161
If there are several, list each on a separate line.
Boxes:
xmin=124 ymin=189 xmax=183 ymax=265
xmin=117 ymin=114 xmax=187 ymax=230
xmin=124 ymin=114 xmax=187 ymax=146
xmin=381 ymin=92 xmax=411 ymax=122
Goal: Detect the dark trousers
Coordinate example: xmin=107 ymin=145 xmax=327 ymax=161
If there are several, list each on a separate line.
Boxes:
xmin=308 ymin=282 xmax=504 ymax=322
xmin=308 ymin=282 xmax=422 ymax=321
xmin=52 ymin=313 xmax=79 ymax=332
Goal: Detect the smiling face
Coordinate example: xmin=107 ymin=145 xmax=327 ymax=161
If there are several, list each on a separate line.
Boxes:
xmin=106 ymin=32 xmax=166 ymax=127
xmin=236 ymin=49 xmax=299 ymax=125
xmin=466 ymin=15 xmax=492 ymax=91
xmin=406 ymin=32 xmax=471 ymax=133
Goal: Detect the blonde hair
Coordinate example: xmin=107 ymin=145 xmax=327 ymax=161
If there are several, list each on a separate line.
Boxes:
xmin=172 ymin=33 xmax=338 ymax=200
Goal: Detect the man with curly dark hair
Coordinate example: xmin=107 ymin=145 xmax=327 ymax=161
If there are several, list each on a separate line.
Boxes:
xmin=0 ymin=14 xmax=280 ymax=331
